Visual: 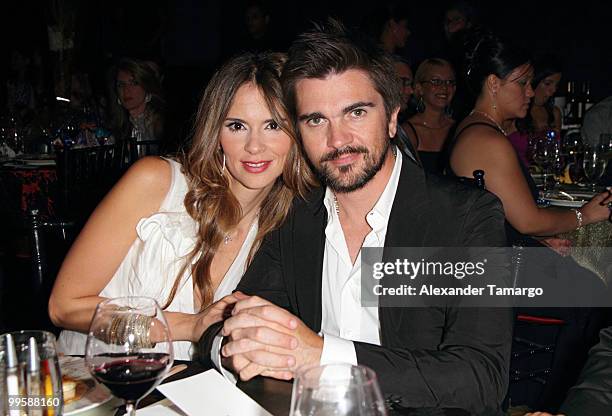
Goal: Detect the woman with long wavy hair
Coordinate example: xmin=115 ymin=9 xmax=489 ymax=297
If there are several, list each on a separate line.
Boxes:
xmin=49 ymin=52 xmax=316 ymax=359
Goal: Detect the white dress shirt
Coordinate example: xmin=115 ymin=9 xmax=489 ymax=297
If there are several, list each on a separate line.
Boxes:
xmin=319 ymin=150 xmax=402 ymax=365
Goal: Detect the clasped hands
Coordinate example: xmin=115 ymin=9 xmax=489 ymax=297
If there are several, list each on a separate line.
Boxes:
xmin=220 ymin=292 xmax=323 ymax=381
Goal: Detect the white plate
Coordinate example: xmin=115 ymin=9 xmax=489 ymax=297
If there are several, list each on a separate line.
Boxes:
xmin=543 ymin=197 xmax=587 ymax=208
xmin=542 ymin=190 xmax=595 ymax=208
xmin=60 ymin=357 xmax=113 ymax=415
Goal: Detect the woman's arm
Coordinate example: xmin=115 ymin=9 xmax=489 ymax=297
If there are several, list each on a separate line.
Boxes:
xmin=48 ymin=157 xmax=172 ymax=333
xmin=450 ymin=128 xmax=611 ymax=236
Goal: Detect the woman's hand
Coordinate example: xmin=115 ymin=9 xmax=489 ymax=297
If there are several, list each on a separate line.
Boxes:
xmin=190 ymin=292 xmax=242 ymax=342
xmin=580 ymin=188 xmax=612 ymax=225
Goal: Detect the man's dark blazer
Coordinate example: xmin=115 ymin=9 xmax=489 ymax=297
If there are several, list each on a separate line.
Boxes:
xmin=199 ymin=158 xmax=512 ymax=415
xmin=560 ymin=325 xmax=612 ymax=415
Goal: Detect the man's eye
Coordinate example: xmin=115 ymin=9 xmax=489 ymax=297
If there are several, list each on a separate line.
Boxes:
xmin=352 ymin=109 xmax=365 ymax=117
xmin=227 ymin=122 xmax=245 ymax=131
xmin=308 ymin=117 xmax=323 ymax=126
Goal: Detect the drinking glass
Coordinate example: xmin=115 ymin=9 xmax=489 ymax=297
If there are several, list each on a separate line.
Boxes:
xmin=561 ymin=131 xmax=583 ymax=157
xmin=531 ymin=136 xmax=555 ymax=191
xmin=551 ymin=140 xmax=566 ymax=186
xmin=0 ymin=330 xmax=63 ymax=415
xmin=583 ymin=146 xmax=608 ymax=192
xmin=290 ymin=363 xmax=387 ymax=416
xmin=567 ymin=153 xmax=585 ymax=185
xmin=85 ymin=296 xmax=173 ymax=416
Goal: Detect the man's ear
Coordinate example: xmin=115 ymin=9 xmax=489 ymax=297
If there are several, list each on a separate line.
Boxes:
xmin=388 ymin=106 xmax=401 ymax=138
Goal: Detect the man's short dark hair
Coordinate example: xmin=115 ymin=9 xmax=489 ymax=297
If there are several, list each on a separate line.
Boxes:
xmin=282 ymin=19 xmax=402 ymax=123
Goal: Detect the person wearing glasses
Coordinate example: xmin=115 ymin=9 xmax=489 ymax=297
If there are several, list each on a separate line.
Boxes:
xmin=401 ymin=58 xmax=457 ymax=173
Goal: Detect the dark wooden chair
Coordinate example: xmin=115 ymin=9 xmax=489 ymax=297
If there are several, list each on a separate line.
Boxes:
xmin=55 ymin=144 xmax=122 ymax=222
xmin=120 ymin=138 xmax=161 ymax=168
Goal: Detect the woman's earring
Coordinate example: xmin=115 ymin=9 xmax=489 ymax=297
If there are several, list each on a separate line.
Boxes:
xmin=145 ymin=94 xmax=152 ymax=103
xmin=117 ymin=97 xmax=122 ymax=105
xmin=221 ymin=153 xmax=226 ymax=175
xmin=296 ymin=156 xmax=301 ymax=176
xmin=416 ymin=95 xmax=425 ymax=113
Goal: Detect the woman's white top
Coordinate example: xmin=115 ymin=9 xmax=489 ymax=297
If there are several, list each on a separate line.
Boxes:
xmin=57 ymin=158 xmax=257 ymax=360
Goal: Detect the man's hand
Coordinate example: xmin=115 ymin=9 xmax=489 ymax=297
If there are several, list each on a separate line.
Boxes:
xmin=221 ymin=294 xmax=323 ymax=381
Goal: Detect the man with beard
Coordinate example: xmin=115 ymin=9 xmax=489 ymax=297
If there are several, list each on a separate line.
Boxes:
xmin=199 ymin=20 xmax=512 ymax=415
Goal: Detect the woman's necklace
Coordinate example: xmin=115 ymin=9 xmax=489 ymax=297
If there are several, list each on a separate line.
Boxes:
xmin=470 ymin=110 xmax=507 ymax=136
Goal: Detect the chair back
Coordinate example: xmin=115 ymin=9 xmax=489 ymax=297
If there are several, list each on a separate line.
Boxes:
xmin=55 ymin=144 xmax=121 ymax=217
xmin=120 ymin=138 xmax=161 ymax=168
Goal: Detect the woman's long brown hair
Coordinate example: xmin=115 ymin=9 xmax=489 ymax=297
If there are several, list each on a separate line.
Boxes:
xmin=163 ymin=52 xmax=316 ymax=310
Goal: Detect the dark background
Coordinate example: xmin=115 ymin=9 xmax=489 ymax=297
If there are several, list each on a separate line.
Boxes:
xmin=1 ymin=0 xmax=611 ymax=146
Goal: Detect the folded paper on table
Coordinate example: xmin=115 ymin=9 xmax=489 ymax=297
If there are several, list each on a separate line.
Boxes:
xmin=138 ymin=399 xmax=187 ymax=416
xmin=156 ymin=369 xmax=273 ymax=416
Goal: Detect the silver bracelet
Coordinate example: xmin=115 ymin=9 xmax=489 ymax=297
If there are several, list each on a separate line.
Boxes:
xmin=572 ymin=208 xmax=583 ymax=230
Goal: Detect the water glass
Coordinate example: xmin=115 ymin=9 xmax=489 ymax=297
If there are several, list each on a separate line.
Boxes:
xmin=583 ymin=146 xmax=608 ymax=192
xmin=0 ymin=330 xmax=64 ymax=415
xmin=290 ymin=363 xmax=387 ymax=416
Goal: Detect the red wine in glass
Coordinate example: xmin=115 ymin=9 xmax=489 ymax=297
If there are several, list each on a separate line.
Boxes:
xmin=92 ymin=353 xmax=171 ymax=402
xmin=86 ymin=297 xmax=173 ymax=416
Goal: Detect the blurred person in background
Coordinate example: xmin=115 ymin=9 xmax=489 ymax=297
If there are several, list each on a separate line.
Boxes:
xmin=443 ymin=1 xmax=475 ymax=41
xmin=391 ymin=55 xmax=419 ymax=164
xmin=109 ymin=58 xmax=165 ymax=149
xmin=439 ymin=1 xmax=480 ymax=123
xmin=507 ymin=54 xmax=563 ymax=166
xmin=363 ymin=4 xmax=411 ymax=55
xmin=391 ymin=55 xmax=414 ymax=123
xmin=402 ymin=58 xmax=457 ymax=173
xmin=582 ymin=95 xmax=612 ymax=147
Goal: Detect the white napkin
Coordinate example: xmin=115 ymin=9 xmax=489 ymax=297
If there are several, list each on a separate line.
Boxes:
xmin=156 ymin=369 xmax=272 ymax=416
xmin=138 ymin=399 xmax=187 ymax=415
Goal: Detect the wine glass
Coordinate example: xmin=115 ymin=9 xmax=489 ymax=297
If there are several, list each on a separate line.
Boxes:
xmin=567 ymin=153 xmax=585 ymax=185
xmin=583 ymin=146 xmax=608 ymax=192
xmin=532 ymin=136 xmax=555 ymax=192
xmin=290 ymin=363 xmax=387 ymax=416
xmin=85 ymin=297 xmax=173 ymax=416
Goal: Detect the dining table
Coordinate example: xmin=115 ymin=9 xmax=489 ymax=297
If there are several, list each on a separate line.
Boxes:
xmin=76 ymin=360 xmax=470 ymax=416
xmin=0 ymin=154 xmax=58 ymax=219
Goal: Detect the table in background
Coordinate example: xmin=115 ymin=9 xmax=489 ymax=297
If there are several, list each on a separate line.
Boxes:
xmin=0 ymin=160 xmax=58 ymax=219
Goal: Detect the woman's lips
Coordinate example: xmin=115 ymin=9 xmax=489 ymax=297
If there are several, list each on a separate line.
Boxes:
xmin=242 ymin=160 xmax=272 ymax=173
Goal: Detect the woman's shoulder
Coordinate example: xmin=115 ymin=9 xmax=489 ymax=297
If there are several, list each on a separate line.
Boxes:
xmin=454 ymin=120 xmax=512 ymax=149
xmin=117 ymin=157 xmax=174 ymax=204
